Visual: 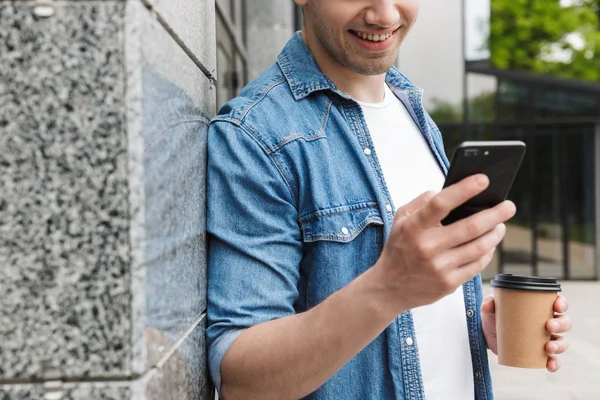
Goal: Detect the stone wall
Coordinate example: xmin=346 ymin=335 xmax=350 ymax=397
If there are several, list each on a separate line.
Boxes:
xmin=0 ymin=1 xmax=215 ymax=399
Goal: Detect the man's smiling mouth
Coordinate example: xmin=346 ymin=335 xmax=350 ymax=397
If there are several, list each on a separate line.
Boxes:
xmin=350 ymin=28 xmax=399 ymax=42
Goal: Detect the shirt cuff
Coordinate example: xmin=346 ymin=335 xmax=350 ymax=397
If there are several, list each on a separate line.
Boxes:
xmin=208 ymin=328 xmax=247 ymax=392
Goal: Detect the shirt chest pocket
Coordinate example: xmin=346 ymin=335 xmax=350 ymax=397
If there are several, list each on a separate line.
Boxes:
xmin=298 ymin=202 xmax=385 ymax=307
xmin=300 ymin=202 xmax=385 ymax=243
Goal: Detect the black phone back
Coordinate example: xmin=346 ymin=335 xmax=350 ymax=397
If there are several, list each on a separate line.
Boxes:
xmin=441 ymin=141 xmax=526 ymax=225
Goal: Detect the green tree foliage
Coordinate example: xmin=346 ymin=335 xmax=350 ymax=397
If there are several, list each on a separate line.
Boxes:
xmin=428 ymin=98 xmax=462 ymax=122
xmin=490 ymin=0 xmax=600 ymax=82
xmin=428 ymin=92 xmax=496 ymax=123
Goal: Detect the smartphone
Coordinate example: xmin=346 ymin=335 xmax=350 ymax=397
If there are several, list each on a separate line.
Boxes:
xmin=441 ymin=140 xmax=526 ymax=226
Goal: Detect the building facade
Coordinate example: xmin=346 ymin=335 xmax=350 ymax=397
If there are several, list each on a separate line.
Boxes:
xmin=0 ymin=1 xmax=295 ymax=399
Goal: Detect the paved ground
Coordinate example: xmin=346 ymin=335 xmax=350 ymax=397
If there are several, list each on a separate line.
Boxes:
xmin=483 ymin=281 xmax=600 ymax=400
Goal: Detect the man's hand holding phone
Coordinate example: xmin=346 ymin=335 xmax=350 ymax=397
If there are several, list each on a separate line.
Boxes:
xmin=374 ymin=173 xmax=516 ymax=315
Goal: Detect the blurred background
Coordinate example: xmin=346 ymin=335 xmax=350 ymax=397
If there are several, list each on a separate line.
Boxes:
xmin=404 ymin=1 xmax=600 ymax=398
xmin=1 ymin=0 xmax=598 ymax=399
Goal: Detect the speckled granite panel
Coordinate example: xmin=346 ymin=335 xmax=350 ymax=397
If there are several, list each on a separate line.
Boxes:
xmin=62 ymin=384 xmax=131 ymax=400
xmin=0 ymin=383 xmax=130 ymax=400
xmin=146 ymin=0 xmax=216 ymax=75
xmin=0 ymin=2 xmax=131 ymax=379
xmin=125 ymin=0 xmax=213 ymax=374
xmin=0 ymin=386 xmax=44 ymax=400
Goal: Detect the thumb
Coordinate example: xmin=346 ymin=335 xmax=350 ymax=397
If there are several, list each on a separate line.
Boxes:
xmin=394 ymin=191 xmax=436 ymax=222
xmin=481 ymin=295 xmax=495 ymax=315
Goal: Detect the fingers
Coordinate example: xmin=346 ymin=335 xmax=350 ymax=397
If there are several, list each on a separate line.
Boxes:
xmin=394 ymin=191 xmax=437 ymax=222
xmin=481 ymin=296 xmax=495 ymax=315
xmin=547 ymin=315 xmax=572 ymax=334
xmin=438 ymin=224 xmax=504 ymax=269
xmin=547 ymin=354 xmax=561 ymax=372
xmin=546 ymin=335 xmax=569 ymax=355
xmin=554 ymin=295 xmax=569 ymax=314
xmin=480 ymin=296 xmax=497 ymax=354
xmin=440 ymin=202 xmax=515 ymax=249
xmin=416 ymin=174 xmax=489 ymax=227
xmin=448 ymin=250 xmax=495 ymax=287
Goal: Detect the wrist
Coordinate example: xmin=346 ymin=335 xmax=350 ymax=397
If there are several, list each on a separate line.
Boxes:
xmin=358 ymin=261 xmax=408 ymax=323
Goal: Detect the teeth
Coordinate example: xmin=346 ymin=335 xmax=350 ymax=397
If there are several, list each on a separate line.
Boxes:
xmin=356 ymin=31 xmax=391 ymax=42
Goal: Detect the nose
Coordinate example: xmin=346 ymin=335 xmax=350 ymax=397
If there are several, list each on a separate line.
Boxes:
xmin=364 ymin=0 xmax=400 ymax=28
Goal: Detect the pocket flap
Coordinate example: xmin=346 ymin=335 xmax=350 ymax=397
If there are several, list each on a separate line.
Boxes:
xmin=299 ymin=203 xmax=384 ymax=243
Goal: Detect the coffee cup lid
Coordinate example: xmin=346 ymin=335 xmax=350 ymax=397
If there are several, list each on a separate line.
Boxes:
xmin=490 ymin=274 xmax=561 ymax=292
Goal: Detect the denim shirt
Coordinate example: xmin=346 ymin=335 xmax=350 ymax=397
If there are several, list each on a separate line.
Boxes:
xmin=206 ymin=32 xmax=494 ymax=400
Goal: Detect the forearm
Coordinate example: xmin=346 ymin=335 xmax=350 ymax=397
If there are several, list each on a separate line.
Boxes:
xmin=219 ymin=264 xmax=402 ymax=400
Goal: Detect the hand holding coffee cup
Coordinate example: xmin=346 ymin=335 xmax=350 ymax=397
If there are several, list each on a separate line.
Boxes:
xmin=481 ymin=274 xmax=571 ymax=372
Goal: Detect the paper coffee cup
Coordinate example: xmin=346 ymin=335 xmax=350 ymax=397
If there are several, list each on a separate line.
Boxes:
xmin=490 ymin=274 xmax=561 ymax=368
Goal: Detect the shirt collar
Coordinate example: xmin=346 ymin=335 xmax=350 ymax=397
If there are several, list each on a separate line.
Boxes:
xmin=277 ymin=31 xmax=421 ymax=101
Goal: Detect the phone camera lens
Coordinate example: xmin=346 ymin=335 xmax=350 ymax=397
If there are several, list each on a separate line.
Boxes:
xmin=464 ymin=149 xmax=479 ymax=157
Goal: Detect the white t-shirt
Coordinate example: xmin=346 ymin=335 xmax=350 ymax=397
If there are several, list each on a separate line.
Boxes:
xmin=356 ymin=84 xmax=475 ymax=400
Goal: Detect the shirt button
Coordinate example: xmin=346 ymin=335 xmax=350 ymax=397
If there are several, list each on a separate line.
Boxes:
xmin=385 ymin=204 xmax=393 ymax=212
xmin=405 ymin=337 xmax=413 ymax=346
xmin=341 ymin=227 xmax=349 ymax=235
xmin=363 ymin=148 xmax=372 ymax=156
xmin=475 ymin=371 xmax=482 ymax=379
xmin=467 ymin=309 xmax=474 ymax=318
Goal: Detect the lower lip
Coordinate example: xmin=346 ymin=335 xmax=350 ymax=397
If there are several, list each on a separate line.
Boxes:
xmin=350 ymin=29 xmax=397 ymax=52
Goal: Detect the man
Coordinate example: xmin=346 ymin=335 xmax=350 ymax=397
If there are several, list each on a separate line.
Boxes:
xmin=206 ymin=1 xmax=571 ymax=399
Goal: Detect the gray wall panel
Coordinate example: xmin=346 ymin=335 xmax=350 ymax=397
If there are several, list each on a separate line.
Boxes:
xmin=0 ymin=386 xmax=44 ymax=400
xmin=0 ymin=383 xmax=130 ymax=400
xmin=144 ymin=0 xmax=216 ymax=76
xmin=63 ymin=385 xmax=131 ymax=400
xmin=126 ymin=0 xmax=212 ymax=375
xmin=0 ymin=1 xmax=131 ymax=380
xmin=1 ymin=0 xmax=217 ymax=397
xmin=142 ymin=317 xmax=210 ymax=400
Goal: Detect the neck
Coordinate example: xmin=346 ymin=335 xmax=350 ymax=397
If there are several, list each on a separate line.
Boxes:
xmin=301 ymin=30 xmax=388 ymax=103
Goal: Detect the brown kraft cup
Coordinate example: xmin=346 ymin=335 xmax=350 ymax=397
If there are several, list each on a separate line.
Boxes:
xmin=490 ymin=274 xmax=562 ymax=368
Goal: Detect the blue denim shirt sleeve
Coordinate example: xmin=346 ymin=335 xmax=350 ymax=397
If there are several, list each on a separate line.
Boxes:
xmin=205 ymin=119 xmax=303 ymax=391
